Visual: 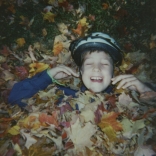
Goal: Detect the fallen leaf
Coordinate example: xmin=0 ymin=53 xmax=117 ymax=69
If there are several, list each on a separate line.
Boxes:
xmin=42 ymin=12 xmax=56 ymax=22
xmin=39 ymin=112 xmax=58 ymax=127
xmin=20 ymin=129 xmax=37 ymax=149
xmin=8 ymin=125 xmax=20 ymax=135
xmin=53 ymin=42 xmax=63 ymax=56
xmin=1 ymin=70 xmax=15 ymax=81
xmin=29 ymin=62 xmax=49 ymax=75
xmin=102 ymin=3 xmax=109 ymax=10
xmin=65 ymin=118 xmax=97 ymax=150
xmin=98 ymin=112 xmax=123 ymax=142
xmin=15 ymin=66 xmax=28 ymax=80
xmin=0 ymin=46 xmax=11 ymax=56
xmin=16 ymin=38 xmax=26 ymax=47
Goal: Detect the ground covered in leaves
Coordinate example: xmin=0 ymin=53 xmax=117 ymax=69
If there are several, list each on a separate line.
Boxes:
xmin=0 ymin=0 xmax=156 ymax=156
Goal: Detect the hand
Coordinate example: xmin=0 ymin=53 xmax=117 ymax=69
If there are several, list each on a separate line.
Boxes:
xmin=111 ymin=74 xmax=153 ymax=93
xmin=48 ymin=65 xmax=79 ymax=80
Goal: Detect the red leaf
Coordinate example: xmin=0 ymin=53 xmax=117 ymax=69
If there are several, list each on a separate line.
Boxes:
xmin=0 ymin=46 xmax=11 ymax=56
xmin=114 ymin=8 xmax=128 ymax=20
xmin=60 ymin=103 xmax=73 ymax=115
xmin=39 ymin=112 xmax=58 ymax=127
xmin=64 ymin=141 xmax=74 ymax=150
xmin=15 ymin=66 xmax=28 ymax=80
xmin=105 ymin=94 xmax=117 ymax=110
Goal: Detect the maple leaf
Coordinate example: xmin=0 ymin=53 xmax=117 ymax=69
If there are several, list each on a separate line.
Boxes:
xmin=8 ymin=125 xmax=20 ymax=135
xmin=65 ymin=118 xmax=97 ymax=150
xmin=140 ymin=91 xmax=156 ymax=105
xmin=58 ymin=0 xmax=69 ymax=10
xmin=39 ymin=112 xmax=58 ymax=127
xmin=114 ymin=8 xmax=128 ymax=20
xmin=0 ymin=56 xmax=6 ymax=63
xmin=80 ymin=109 xmax=95 ymax=123
xmin=72 ymin=17 xmax=89 ymax=36
xmin=88 ymin=14 xmax=95 ymax=21
xmin=105 ymin=94 xmax=117 ymax=109
xmin=149 ymin=40 xmax=156 ymax=49
xmin=42 ymin=12 xmax=56 ymax=22
xmin=15 ymin=66 xmax=28 ymax=80
xmin=29 ymin=62 xmax=49 ymax=75
xmin=19 ymin=15 xmax=29 ymax=27
xmin=0 ymin=45 xmax=11 ymax=56
xmin=57 ymin=23 xmax=69 ymax=35
xmin=1 ymin=70 xmax=15 ymax=81
xmin=118 ymin=92 xmax=132 ymax=106
xmin=42 ymin=28 xmax=47 ymax=37
xmin=98 ymin=112 xmax=123 ymax=142
xmin=7 ymin=4 xmax=16 ymax=13
xmin=102 ymin=3 xmax=109 ymax=10
xmin=134 ymin=146 xmax=156 ymax=156
xmin=20 ymin=129 xmax=37 ymax=149
xmin=53 ymin=42 xmax=63 ymax=56
xmin=19 ymin=114 xmax=40 ymax=130
xmin=16 ymin=38 xmax=26 ymax=47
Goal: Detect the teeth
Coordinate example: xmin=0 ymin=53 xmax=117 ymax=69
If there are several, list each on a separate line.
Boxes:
xmin=91 ymin=77 xmax=102 ymax=80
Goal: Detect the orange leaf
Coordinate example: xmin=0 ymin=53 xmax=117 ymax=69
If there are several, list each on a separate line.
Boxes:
xmin=98 ymin=112 xmax=123 ymax=141
xmin=7 ymin=5 xmax=16 ymax=13
xmin=102 ymin=3 xmax=109 ymax=10
xmin=72 ymin=23 xmax=87 ymax=37
xmin=149 ymin=40 xmax=156 ymax=49
xmin=52 ymin=42 xmax=63 ymax=56
xmin=39 ymin=112 xmax=58 ymax=127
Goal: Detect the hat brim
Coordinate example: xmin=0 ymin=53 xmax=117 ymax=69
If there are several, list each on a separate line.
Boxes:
xmin=71 ymin=42 xmax=123 ymax=67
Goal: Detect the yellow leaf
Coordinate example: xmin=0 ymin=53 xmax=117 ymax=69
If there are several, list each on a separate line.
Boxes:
xmin=102 ymin=125 xmax=117 ymax=142
xmin=29 ymin=62 xmax=49 ymax=75
xmin=42 ymin=12 xmax=56 ymax=22
xmin=79 ymin=17 xmax=89 ymax=27
xmin=52 ymin=42 xmax=63 ymax=56
xmin=8 ymin=125 xmax=20 ymax=135
xmin=16 ymin=38 xmax=26 ymax=47
xmin=98 ymin=112 xmax=123 ymax=142
xmin=72 ymin=17 xmax=89 ymax=36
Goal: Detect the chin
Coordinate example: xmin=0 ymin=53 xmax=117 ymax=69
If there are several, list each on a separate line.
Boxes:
xmin=90 ymin=88 xmax=104 ymax=93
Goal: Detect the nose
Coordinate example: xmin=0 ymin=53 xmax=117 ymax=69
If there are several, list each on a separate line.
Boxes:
xmin=92 ymin=64 xmax=100 ymax=72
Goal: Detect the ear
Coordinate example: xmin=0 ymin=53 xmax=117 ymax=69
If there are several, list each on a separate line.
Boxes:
xmin=80 ymin=69 xmax=82 ymax=74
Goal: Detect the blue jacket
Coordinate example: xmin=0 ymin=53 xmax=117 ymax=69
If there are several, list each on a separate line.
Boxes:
xmin=8 ymin=70 xmax=113 ymax=107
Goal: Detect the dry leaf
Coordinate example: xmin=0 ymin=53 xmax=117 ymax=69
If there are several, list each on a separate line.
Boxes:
xmin=42 ymin=12 xmax=56 ymax=22
xmin=16 ymin=38 xmax=26 ymax=47
xmin=65 ymin=118 xmax=97 ymax=150
xmin=98 ymin=112 xmax=123 ymax=142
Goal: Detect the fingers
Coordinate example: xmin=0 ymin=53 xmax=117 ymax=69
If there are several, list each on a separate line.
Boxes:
xmin=57 ymin=65 xmax=79 ymax=77
xmin=49 ymin=64 xmax=79 ymax=79
xmin=111 ymin=74 xmax=153 ymax=93
xmin=112 ymin=75 xmax=137 ymax=89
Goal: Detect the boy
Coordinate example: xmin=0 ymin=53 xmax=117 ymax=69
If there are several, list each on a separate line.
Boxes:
xmin=8 ymin=32 xmax=153 ymax=107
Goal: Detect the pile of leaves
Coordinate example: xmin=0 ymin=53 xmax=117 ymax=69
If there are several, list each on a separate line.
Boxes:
xmin=0 ymin=0 xmax=156 ymax=155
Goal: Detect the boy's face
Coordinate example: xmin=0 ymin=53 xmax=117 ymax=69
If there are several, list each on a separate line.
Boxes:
xmin=80 ymin=51 xmax=113 ymax=93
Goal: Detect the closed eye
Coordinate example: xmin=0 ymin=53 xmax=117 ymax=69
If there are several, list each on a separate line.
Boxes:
xmin=101 ymin=63 xmax=108 ymax=65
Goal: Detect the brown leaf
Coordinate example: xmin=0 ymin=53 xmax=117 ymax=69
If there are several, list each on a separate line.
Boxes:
xmin=0 ymin=46 xmax=11 ymax=56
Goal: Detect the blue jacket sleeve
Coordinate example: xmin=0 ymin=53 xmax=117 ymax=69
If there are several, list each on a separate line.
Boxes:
xmin=8 ymin=70 xmax=79 ymax=107
xmin=8 ymin=70 xmax=52 ymax=107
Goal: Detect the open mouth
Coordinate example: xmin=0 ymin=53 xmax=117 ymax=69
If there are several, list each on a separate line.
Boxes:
xmin=90 ymin=76 xmax=103 ymax=82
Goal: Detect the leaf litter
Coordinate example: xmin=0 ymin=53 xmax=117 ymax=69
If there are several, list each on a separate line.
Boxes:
xmin=0 ymin=0 xmax=156 ymax=156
